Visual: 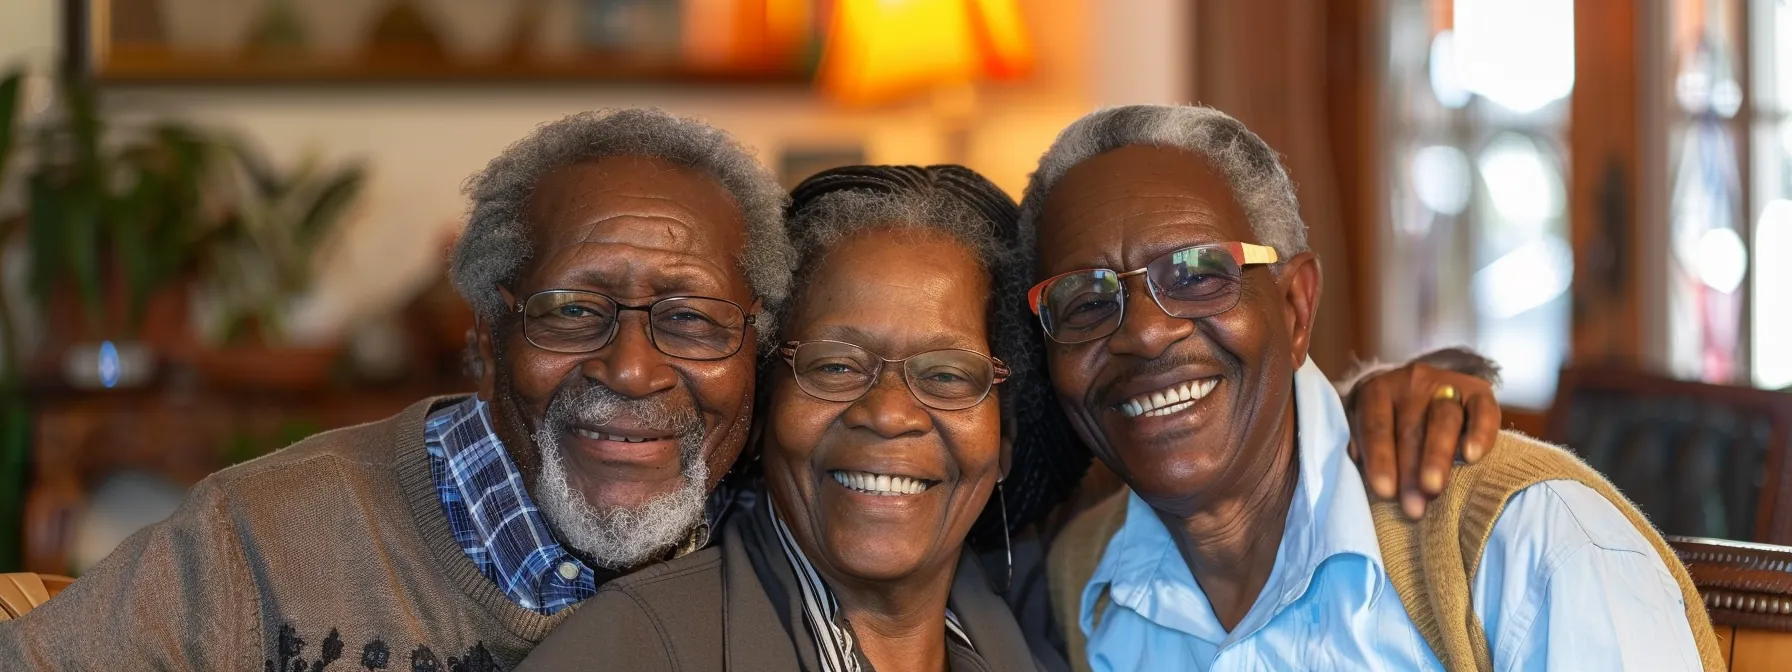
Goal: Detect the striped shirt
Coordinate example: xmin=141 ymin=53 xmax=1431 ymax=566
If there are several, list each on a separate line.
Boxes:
xmin=768 ymin=498 xmax=974 ymax=672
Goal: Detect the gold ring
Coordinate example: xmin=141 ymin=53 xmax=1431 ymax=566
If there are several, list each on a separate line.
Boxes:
xmin=1433 ymin=384 xmax=1460 ymax=403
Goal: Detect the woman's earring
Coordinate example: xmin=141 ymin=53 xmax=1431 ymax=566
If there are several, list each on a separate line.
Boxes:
xmin=998 ymin=478 xmax=1013 ymax=593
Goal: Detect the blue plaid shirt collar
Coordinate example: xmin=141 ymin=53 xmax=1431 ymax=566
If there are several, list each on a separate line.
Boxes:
xmin=424 ymin=396 xmax=597 ymax=614
xmin=425 ymin=396 xmax=731 ymax=613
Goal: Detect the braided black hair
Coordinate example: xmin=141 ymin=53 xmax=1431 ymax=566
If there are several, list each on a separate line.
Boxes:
xmin=770 ymin=164 xmax=1090 ymax=550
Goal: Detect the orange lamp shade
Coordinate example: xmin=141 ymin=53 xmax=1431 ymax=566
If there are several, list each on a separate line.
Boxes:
xmin=816 ymin=0 xmax=1034 ymax=107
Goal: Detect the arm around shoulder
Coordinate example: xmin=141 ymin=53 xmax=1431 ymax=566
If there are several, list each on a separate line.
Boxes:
xmin=0 ymin=478 xmax=258 ymax=670
xmin=514 ymin=587 xmax=680 ymax=672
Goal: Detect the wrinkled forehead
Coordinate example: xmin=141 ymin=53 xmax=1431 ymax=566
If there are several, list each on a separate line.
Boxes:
xmin=521 ymin=155 xmax=751 ymax=298
xmin=526 ymin=155 xmax=746 ymax=252
xmin=1034 ymin=145 xmax=1254 ymax=275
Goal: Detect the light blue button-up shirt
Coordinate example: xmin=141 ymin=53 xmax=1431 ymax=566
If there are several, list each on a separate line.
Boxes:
xmin=1080 ymin=360 xmax=1702 ymax=671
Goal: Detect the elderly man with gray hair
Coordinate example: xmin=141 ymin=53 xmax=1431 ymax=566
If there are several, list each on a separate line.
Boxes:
xmin=0 ymin=104 xmax=1524 ymax=670
xmin=1035 ymin=105 xmax=1725 ymax=671
xmin=0 ymin=108 xmax=792 ymax=670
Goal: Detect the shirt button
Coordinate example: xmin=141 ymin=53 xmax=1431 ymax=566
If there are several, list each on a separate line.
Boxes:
xmin=557 ymin=561 xmax=580 ymax=581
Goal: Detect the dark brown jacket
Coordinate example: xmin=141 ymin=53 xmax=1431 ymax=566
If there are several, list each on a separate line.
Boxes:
xmin=519 ymin=492 xmax=1058 ymax=671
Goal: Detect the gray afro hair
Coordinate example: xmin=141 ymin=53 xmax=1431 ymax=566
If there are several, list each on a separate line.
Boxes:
xmin=451 ymin=108 xmax=794 ymax=350
xmin=1017 ymin=104 xmax=1309 ymax=258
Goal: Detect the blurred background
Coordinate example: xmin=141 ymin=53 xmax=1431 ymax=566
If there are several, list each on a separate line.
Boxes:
xmin=0 ymin=0 xmax=1789 ymax=578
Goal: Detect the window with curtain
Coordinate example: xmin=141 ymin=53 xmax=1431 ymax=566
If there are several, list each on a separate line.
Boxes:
xmin=1383 ymin=0 xmax=1576 ymax=408
xmin=1666 ymin=0 xmax=1792 ymax=390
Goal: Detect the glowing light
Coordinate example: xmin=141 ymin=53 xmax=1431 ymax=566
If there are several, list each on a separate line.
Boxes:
xmin=1695 ymin=227 xmax=1748 ymax=293
xmin=816 ymin=0 xmax=1033 ymax=107
xmin=1428 ymin=31 xmax=1471 ymax=109
xmin=98 ymin=340 xmax=120 ymax=389
xmin=1453 ymin=0 xmax=1575 ymax=113
xmin=1477 ymin=134 xmax=1564 ymax=230
xmin=1473 ymin=236 xmax=1574 ymax=319
xmin=1755 ymin=200 xmax=1792 ymax=389
xmin=1412 ymin=145 xmax=1473 ymax=216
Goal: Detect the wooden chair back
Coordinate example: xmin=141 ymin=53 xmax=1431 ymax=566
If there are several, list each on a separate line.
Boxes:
xmin=1547 ymin=366 xmax=1792 ymax=543
xmin=0 ymin=572 xmax=73 ymax=621
xmin=1671 ymin=536 xmax=1792 ymax=669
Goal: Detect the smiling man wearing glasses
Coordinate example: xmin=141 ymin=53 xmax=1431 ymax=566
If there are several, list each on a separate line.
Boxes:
xmin=1033 ymin=105 xmax=1724 ymax=671
xmin=0 ymin=109 xmax=794 ymax=670
xmin=4 ymin=106 xmax=1538 ymax=670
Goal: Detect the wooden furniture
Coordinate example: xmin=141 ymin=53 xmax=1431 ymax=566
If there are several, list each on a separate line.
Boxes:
xmin=1547 ymin=366 xmax=1792 ymax=544
xmin=0 ymin=573 xmax=72 ymax=621
xmin=1671 ymin=536 xmax=1792 ymax=669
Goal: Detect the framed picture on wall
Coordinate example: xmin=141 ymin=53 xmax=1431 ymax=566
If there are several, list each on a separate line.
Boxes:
xmin=74 ymin=0 xmax=820 ymax=84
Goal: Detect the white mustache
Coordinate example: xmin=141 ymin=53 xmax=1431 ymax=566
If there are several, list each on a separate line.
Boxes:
xmin=543 ymin=383 xmax=701 ymax=435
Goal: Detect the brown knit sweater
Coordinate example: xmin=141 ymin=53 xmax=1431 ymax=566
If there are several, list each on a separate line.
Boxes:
xmin=0 ymin=396 xmax=572 ymax=671
xmin=1048 ymin=431 xmax=1727 ymax=671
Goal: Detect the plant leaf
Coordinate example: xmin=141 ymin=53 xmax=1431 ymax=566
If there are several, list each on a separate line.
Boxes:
xmin=116 ymin=179 xmax=156 ymax=330
xmin=295 ymin=163 xmax=364 ymax=252
xmin=64 ymin=189 xmax=102 ymax=327
xmin=24 ymin=171 xmax=64 ymax=308
xmin=59 ymin=73 xmax=103 ymax=179
xmin=0 ymin=214 xmax=26 ymax=385
xmin=0 ymin=70 xmax=23 ymax=191
xmin=229 ymin=135 xmax=285 ymax=201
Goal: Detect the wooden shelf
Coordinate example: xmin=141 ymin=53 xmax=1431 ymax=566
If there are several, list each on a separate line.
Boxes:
xmin=91 ymin=46 xmax=815 ymax=86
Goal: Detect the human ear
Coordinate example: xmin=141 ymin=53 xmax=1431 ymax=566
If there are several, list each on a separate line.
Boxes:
xmin=1279 ymin=252 xmax=1322 ymax=370
xmin=475 ymin=286 xmax=516 ymax=401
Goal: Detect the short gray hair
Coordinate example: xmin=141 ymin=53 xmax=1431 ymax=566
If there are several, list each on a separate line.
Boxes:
xmin=451 ymin=108 xmax=794 ymax=349
xmin=787 ymin=191 xmax=1012 ymax=310
xmin=1017 ymin=104 xmax=1308 ymax=257
xmin=782 ymin=166 xmax=1024 ymax=381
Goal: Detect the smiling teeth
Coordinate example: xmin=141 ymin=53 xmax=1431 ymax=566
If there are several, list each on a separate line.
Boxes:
xmin=830 ymin=470 xmax=932 ymax=496
xmin=1120 ymin=379 xmax=1219 ymax=418
xmin=573 ymin=428 xmax=666 ymax=443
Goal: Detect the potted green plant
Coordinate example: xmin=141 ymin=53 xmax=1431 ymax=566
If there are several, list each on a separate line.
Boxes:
xmin=1 ymin=71 xmax=225 ymax=387
xmin=189 ymin=139 xmax=365 ymax=390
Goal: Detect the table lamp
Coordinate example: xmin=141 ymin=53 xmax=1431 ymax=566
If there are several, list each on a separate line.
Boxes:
xmin=815 ymin=0 xmax=1034 ymax=164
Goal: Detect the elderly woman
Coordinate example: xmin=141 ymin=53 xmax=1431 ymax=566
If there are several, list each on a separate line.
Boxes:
xmin=520 ymin=163 xmax=1072 ymax=671
xmin=517 ymin=162 xmax=1504 ymax=672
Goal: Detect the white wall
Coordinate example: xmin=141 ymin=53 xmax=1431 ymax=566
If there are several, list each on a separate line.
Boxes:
xmin=0 ymin=0 xmax=1187 ymax=345
xmin=1092 ymin=0 xmax=1190 ymax=106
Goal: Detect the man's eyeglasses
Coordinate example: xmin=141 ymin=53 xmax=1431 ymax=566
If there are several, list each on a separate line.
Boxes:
xmin=780 ymin=340 xmax=1010 ymax=411
xmin=1027 ymin=242 xmax=1279 ymax=344
xmin=517 ymin=290 xmax=754 ymax=361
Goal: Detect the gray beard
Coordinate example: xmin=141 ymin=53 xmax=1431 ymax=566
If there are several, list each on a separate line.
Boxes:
xmin=529 ymin=384 xmax=711 ymax=570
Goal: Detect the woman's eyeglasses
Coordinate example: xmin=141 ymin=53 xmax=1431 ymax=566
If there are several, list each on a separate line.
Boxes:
xmin=1026 ymin=242 xmax=1279 ymax=344
xmin=517 ymin=289 xmax=753 ymax=361
xmin=780 ymin=340 xmax=1010 ymax=411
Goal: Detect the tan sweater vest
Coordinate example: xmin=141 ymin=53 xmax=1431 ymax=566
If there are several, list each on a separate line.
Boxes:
xmin=1047 ymin=431 xmax=1726 ymax=671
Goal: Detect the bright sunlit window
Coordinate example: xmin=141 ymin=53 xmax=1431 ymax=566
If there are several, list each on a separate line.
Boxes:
xmin=1384 ymin=0 xmax=1576 ymax=408
xmin=1752 ymin=0 xmax=1792 ymax=389
xmin=1667 ymin=0 xmax=1791 ymax=390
